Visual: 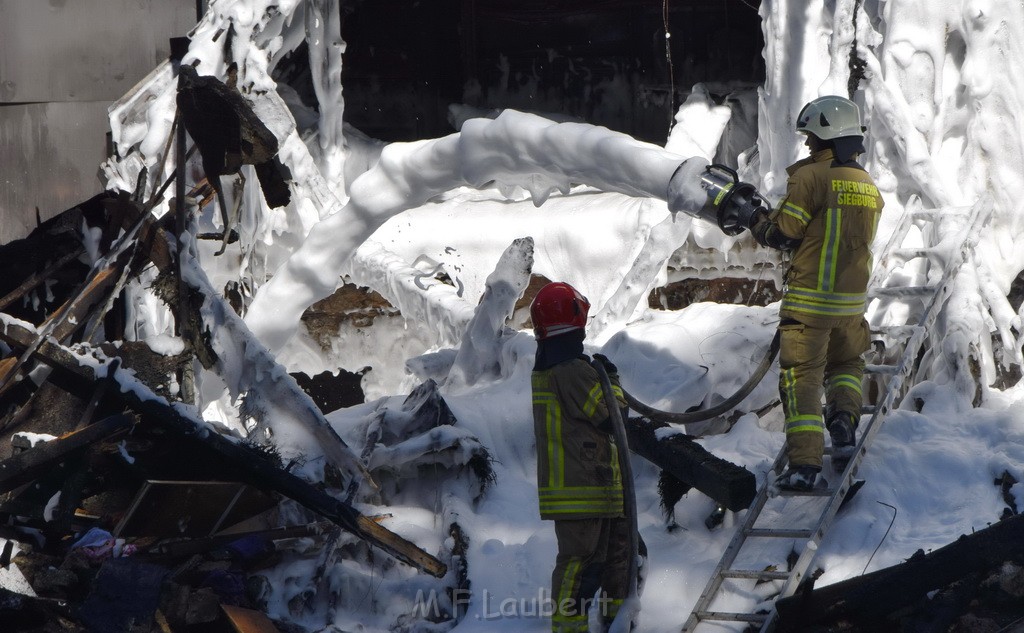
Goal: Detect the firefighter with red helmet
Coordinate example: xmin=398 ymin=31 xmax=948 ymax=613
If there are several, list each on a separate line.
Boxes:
xmin=530 ymin=282 xmax=630 ymax=632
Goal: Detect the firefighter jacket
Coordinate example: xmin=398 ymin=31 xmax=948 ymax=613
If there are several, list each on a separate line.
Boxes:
xmin=532 ymin=358 xmax=625 ymax=521
xmin=767 ymin=148 xmax=884 ymax=328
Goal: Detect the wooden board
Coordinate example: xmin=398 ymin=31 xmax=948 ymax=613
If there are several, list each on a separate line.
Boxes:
xmin=221 ymin=604 xmax=281 ymax=633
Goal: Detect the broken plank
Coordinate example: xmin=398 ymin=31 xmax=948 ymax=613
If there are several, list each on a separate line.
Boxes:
xmin=221 ymin=604 xmax=281 ymax=633
xmin=0 ymin=414 xmax=132 ymax=493
xmin=0 ymin=317 xmax=446 ymax=578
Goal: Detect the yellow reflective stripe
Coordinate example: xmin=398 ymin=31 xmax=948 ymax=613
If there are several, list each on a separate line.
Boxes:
xmin=610 ymin=438 xmax=621 ymax=488
xmin=539 ymin=486 xmax=623 ymax=496
xmin=819 ymin=208 xmax=841 ymax=291
xmin=540 ymin=496 xmax=625 ymax=504
xmin=583 ymin=382 xmax=603 ymax=417
xmin=557 ymin=559 xmax=582 ymax=618
xmin=785 ymin=287 xmax=868 ymax=303
xmin=782 ymin=201 xmax=811 ymax=225
xmin=713 ymin=182 xmax=735 ymax=206
xmin=782 ymin=286 xmax=867 ymax=317
xmin=787 ymin=425 xmax=824 ymax=434
xmin=829 ymin=373 xmax=863 ymax=396
xmin=540 ymin=496 xmax=624 ymax=505
xmin=584 ymin=377 xmax=622 ymax=419
xmin=781 ymin=299 xmax=866 ymax=317
xmin=786 ymin=415 xmax=824 ymax=434
xmin=540 ymin=503 xmax=624 ymax=515
xmin=539 ymin=487 xmax=624 ymax=513
xmin=781 ymin=368 xmax=798 ymax=415
xmin=533 ymin=391 xmax=564 ymax=488
xmin=540 ymin=492 xmax=624 ymax=509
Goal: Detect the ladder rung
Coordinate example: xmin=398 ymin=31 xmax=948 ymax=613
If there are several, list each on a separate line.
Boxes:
xmin=861 ymin=404 xmax=876 ymax=414
xmin=746 ymin=528 xmax=814 ymax=538
xmin=695 ymin=610 xmax=768 ymax=623
xmin=889 ymin=248 xmax=939 ymax=260
xmin=909 ymin=207 xmax=971 ymax=219
xmin=721 ymin=569 xmax=790 ymax=581
xmin=780 ymin=487 xmax=833 ymax=497
xmin=865 ymin=363 xmax=899 ymax=374
xmin=872 ymin=324 xmax=920 ymax=336
xmin=869 ymin=285 xmax=935 ymax=297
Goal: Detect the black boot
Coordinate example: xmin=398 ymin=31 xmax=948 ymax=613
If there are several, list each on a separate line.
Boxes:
xmin=826 ymin=411 xmax=856 ymax=448
xmin=774 ymin=465 xmax=820 ymax=491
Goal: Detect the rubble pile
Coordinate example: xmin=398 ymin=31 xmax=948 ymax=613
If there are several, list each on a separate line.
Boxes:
xmin=0 ymin=193 xmax=486 ymax=632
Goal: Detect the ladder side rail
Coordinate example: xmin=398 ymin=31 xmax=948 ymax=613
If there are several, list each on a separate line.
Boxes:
xmin=681 ymin=448 xmax=790 ymax=632
xmin=904 ymin=199 xmax=993 ymax=387
xmin=686 ymin=328 xmax=925 ymax=632
xmin=757 ymin=328 xmax=927 ymax=633
xmin=683 ymin=197 xmax=992 ymax=633
xmin=914 ymin=199 xmax=992 ymax=327
xmin=758 ymin=197 xmax=992 ymax=630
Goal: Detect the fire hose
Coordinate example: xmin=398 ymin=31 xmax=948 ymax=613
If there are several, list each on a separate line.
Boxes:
xmin=624 ymin=159 xmax=780 ymax=426
xmin=593 ymin=358 xmax=640 ymax=631
xmin=619 ymin=329 xmax=780 ymax=425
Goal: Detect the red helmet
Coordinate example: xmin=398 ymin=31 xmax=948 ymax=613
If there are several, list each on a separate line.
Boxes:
xmin=530 ymin=282 xmax=591 ymax=340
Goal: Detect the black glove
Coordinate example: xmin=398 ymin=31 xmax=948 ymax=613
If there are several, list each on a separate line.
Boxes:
xmin=593 ymin=353 xmax=618 ymax=376
xmin=752 ymin=219 xmax=802 ymax=251
xmin=749 ymin=206 xmax=770 ymax=230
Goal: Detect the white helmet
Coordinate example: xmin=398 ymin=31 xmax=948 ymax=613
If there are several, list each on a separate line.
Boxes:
xmin=796 ymin=95 xmax=865 ymax=140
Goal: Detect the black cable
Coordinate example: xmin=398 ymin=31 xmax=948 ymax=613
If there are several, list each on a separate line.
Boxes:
xmin=863 ymin=501 xmax=897 ymax=575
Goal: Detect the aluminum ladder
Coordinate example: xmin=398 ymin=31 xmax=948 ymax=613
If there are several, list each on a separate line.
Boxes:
xmin=680 ymin=196 xmax=993 ymax=632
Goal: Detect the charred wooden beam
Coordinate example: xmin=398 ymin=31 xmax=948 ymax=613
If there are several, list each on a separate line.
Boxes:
xmin=0 ymin=414 xmax=133 ymax=494
xmin=44 ymin=263 xmax=127 ymax=343
xmin=73 ymin=358 xmax=121 ymax=431
xmin=0 ymin=246 xmax=132 ymax=396
xmin=625 ymin=416 xmax=756 ymax=512
xmin=0 ymin=247 xmax=86 ymax=313
xmin=0 ymin=318 xmax=446 ymax=578
xmin=774 ymin=513 xmax=1024 ymax=630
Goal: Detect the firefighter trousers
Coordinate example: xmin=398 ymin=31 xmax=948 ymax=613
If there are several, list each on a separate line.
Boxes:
xmin=551 ymin=517 xmax=629 ymax=633
xmin=778 ymin=317 xmax=870 ymax=469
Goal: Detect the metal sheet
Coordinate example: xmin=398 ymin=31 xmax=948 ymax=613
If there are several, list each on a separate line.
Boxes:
xmin=0 ymin=101 xmax=109 ymax=244
xmin=0 ymin=0 xmax=196 ymax=103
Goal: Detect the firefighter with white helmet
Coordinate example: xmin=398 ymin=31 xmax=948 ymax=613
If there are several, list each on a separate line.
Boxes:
xmin=748 ymin=95 xmax=884 ymax=490
xmin=530 ymin=282 xmax=631 ymax=632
